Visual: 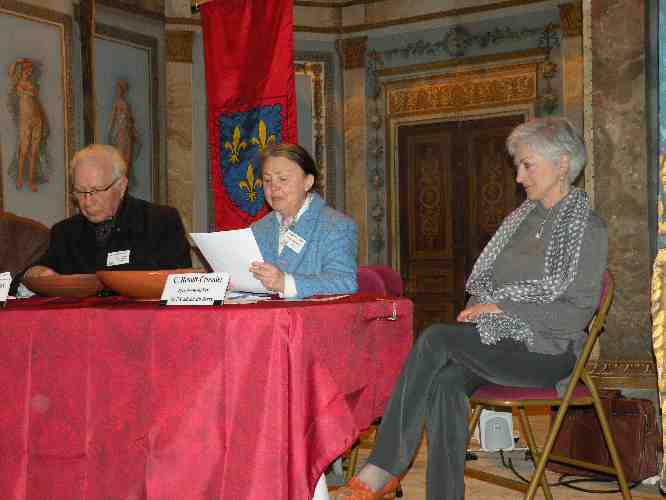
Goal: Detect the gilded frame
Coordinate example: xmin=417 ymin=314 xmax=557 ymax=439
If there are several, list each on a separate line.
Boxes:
xmin=0 ymin=0 xmax=74 ymax=225
xmin=295 ymin=60 xmax=329 ymax=202
xmin=294 ymin=50 xmax=339 ymax=208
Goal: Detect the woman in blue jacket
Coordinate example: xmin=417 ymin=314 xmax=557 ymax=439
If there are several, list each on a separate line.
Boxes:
xmin=250 ymin=143 xmax=358 ymax=299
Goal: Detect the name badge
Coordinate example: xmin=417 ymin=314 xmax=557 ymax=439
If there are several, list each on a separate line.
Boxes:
xmin=0 ymin=272 xmax=11 ymax=305
xmin=107 ymin=249 xmax=131 ymax=267
xmin=161 ymin=272 xmax=230 ymax=306
xmin=285 ymin=230 xmax=306 ymax=254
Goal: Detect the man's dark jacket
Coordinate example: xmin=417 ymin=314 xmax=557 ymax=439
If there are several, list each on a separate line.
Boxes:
xmin=36 ymin=195 xmax=192 ymax=274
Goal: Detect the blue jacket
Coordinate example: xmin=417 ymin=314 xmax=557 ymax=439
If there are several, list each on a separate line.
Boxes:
xmin=251 ymin=193 xmax=358 ymax=299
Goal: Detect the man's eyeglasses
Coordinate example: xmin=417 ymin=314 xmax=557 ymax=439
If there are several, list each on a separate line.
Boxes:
xmin=72 ymin=177 xmax=120 ymax=198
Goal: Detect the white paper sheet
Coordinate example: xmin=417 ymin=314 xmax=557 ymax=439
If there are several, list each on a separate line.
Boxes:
xmin=190 ymin=229 xmax=269 ymax=294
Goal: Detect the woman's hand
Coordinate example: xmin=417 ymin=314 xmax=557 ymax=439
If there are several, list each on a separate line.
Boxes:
xmin=457 ymin=303 xmax=502 ymax=323
xmin=249 ymin=262 xmax=285 ymax=293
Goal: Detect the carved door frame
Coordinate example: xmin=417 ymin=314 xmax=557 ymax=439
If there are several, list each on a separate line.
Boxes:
xmin=383 ymin=62 xmax=539 ymax=272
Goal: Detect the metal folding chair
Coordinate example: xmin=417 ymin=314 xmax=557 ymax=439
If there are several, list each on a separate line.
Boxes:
xmin=464 ymin=271 xmax=631 ymax=499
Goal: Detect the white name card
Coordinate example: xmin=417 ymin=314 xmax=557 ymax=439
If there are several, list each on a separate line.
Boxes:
xmin=0 ymin=272 xmax=12 ymax=305
xmin=160 ymin=272 xmax=230 ymax=306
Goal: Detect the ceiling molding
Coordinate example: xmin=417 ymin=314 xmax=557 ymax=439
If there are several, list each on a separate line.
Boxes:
xmin=97 ymin=0 xmax=557 ymax=35
xmin=96 ymin=0 xmax=165 ymax=21
xmin=296 ymin=0 xmax=555 ymax=35
xmin=165 ymin=16 xmax=201 ymax=26
xmin=295 ymin=0 xmax=383 ymax=6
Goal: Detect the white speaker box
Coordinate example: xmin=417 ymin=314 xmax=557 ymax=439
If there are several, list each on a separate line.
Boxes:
xmin=478 ymin=409 xmax=514 ymax=451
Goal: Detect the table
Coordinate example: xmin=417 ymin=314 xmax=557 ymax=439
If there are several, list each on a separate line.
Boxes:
xmin=0 ymin=294 xmax=412 ymax=500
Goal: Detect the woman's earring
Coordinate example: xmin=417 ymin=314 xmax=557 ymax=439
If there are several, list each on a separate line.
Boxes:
xmin=560 ymin=176 xmax=566 ymax=194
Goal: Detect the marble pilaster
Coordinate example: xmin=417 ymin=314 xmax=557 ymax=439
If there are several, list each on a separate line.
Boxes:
xmin=165 ymin=30 xmax=194 ymax=232
xmin=590 ymin=1 xmax=652 ymax=374
xmin=339 ymin=36 xmax=368 ymax=265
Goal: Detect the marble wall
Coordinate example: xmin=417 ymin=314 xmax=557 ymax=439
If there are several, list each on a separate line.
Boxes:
xmin=165 ymin=31 xmax=194 ymax=232
xmin=590 ymin=0 xmax=652 ymax=366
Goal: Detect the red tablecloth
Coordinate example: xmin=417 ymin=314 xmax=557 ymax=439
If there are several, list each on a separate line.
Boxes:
xmin=0 ymin=294 xmax=412 ymax=500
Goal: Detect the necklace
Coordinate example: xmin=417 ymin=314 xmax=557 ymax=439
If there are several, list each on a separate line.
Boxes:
xmin=535 ymin=207 xmax=554 ymax=239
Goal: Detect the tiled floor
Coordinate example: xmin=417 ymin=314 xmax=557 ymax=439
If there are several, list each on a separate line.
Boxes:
xmin=346 ymin=442 xmax=663 ymax=499
xmin=338 ymin=412 xmax=663 ymax=499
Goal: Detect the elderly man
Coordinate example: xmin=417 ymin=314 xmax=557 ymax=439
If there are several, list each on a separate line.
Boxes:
xmin=24 ymin=144 xmax=191 ymax=277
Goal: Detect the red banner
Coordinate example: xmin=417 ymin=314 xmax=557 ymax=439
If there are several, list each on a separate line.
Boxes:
xmin=201 ymin=0 xmax=297 ymax=230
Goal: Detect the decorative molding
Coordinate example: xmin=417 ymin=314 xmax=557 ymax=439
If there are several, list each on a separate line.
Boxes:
xmin=294 ymin=0 xmax=555 ymax=35
xmin=295 ymin=25 xmax=342 ymax=34
xmin=79 ymin=0 xmax=96 ymax=147
xmin=589 ymin=359 xmax=658 ymax=390
xmin=386 ymin=63 xmax=538 ymax=116
xmin=382 ymin=25 xmax=553 ymax=61
xmin=339 ymin=36 xmax=367 ymax=69
xmin=582 ymin=0 xmax=594 ymax=206
xmin=166 ymin=30 xmax=194 ymax=63
xmin=294 ymin=51 xmax=339 ymax=208
xmin=376 ymin=48 xmax=547 ymax=78
xmin=295 ymin=0 xmax=383 ymax=6
xmin=366 ymin=51 xmax=386 ymax=261
xmin=96 ymin=0 xmax=165 ymax=21
xmin=559 ymin=2 xmax=583 ymax=38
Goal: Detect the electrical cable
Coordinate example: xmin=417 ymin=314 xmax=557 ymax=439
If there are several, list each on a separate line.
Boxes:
xmin=498 ymin=449 xmax=643 ymax=494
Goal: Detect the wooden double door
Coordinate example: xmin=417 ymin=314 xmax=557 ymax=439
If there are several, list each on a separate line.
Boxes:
xmin=398 ymin=115 xmax=525 ymax=336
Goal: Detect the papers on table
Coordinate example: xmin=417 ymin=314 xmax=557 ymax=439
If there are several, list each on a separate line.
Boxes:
xmin=0 ymin=272 xmax=11 ymax=305
xmin=224 ymin=291 xmax=273 ymax=304
xmin=190 ymin=228 xmax=269 ymax=294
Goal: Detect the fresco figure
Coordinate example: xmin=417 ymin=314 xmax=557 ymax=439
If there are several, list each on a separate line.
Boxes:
xmin=8 ymin=58 xmax=48 ymax=192
xmin=107 ymin=80 xmax=137 ymax=179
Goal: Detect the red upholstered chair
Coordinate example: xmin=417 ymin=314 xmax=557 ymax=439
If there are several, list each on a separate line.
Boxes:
xmin=464 ymin=271 xmax=631 ymax=499
xmin=364 ymin=266 xmax=403 ymax=297
xmin=357 ymin=266 xmax=388 ymax=295
xmin=339 ymin=266 xmax=404 ymax=497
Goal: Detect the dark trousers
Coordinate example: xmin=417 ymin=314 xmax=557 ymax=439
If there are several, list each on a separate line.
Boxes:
xmin=367 ymin=323 xmax=576 ymax=500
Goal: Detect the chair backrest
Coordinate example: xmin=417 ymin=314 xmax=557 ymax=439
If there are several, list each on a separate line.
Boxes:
xmin=563 ymin=270 xmax=614 ymax=395
xmin=587 ymin=270 xmax=614 ymax=346
xmin=0 ymin=211 xmax=50 ymax=277
xmin=356 ymin=266 xmax=388 ymax=294
xmin=365 ymin=266 xmax=404 ymax=296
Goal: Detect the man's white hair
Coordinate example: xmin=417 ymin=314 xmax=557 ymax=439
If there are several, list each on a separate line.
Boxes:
xmin=70 ymin=144 xmax=127 ymax=180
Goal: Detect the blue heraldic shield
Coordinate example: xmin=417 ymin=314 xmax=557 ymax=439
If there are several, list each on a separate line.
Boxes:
xmin=217 ymin=104 xmax=283 ymax=216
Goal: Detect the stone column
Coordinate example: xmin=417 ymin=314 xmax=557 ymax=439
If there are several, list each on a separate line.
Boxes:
xmin=338 ymin=36 xmax=368 ymax=264
xmin=559 ymin=2 xmax=584 ymax=132
xmin=165 ymin=30 xmax=194 ymax=232
xmin=589 ymin=0 xmax=653 ymax=387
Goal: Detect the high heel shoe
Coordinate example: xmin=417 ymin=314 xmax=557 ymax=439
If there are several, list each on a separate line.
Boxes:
xmin=334 ymin=476 xmax=401 ymax=499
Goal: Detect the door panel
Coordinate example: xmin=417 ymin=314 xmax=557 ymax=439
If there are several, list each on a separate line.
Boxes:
xmin=398 ymin=115 xmax=525 ymax=337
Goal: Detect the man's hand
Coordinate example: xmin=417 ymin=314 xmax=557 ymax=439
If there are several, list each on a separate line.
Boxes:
xmin=457 ymin=303 xmax=502 ymax=323
xmin=249 ymin=262 xmax=285 ymax=293
xmin=23 ymin=265 xmax=57 ymax=278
